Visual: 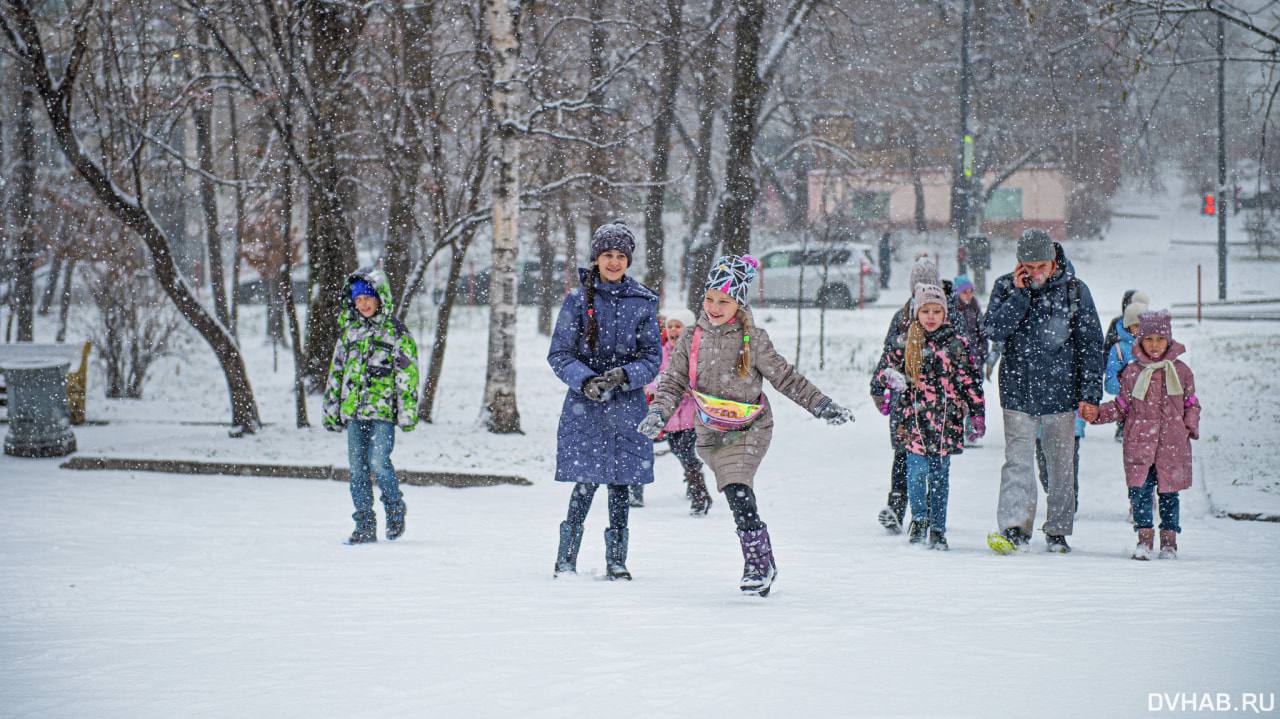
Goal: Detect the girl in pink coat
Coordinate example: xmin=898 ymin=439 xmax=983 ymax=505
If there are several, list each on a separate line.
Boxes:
xmin=646 ymin=308 xmax=712 ymax=514
xmin=1086 ymin=311 xmax=1200 ymax=560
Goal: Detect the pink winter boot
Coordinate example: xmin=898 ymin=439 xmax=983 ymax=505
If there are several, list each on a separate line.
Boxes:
xmin=1159 ymin=530 xmax=1178 ymax=559
xmin=1131 ymin=528 xmax=1154 ymax=561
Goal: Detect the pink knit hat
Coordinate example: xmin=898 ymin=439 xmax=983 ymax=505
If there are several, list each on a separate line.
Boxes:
xmin=912 ymin=283 xmax=947 ymax=317
xmin=1136 ymin=309 xmax=1173 ymax=343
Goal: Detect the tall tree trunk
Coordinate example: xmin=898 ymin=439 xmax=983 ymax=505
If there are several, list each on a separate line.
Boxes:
xmin=535 ymin=208 xmax=556 ymax=335
xmin=227 ymin=85 xmax=246 ymax=338
xmin=418 ymin=234 xmax=476 ymax=423
xmin=302 ymin=4 xmax=366 ymax=389
xmin=38 ymin=252 xmax=62 ymax=316
xmin=280 ymin=163 xmax=309 ymax=427
xmin=385 ymin=2 xmax=437 ymax=305
xmin=907 ymin=129 xmax=927 ymax=232
xmin=193 ymin=25 xmax=230 ymax=330
xmin=483 ymin=0 xmax=523 ymax=434
xmin=55 ymin=257 xmax=75 ymax=343
xmin=715 ymin=0 xmax=767 ymax=257
xmin=684 ymin=0 xmax=724 ymax=309
xmin=643 ymin=0 xmax=685 ymax=297
xmin=584 ymin=0 xmax=612 ymax=231
xmin=11 ymin=72 xmax=36 ymax=342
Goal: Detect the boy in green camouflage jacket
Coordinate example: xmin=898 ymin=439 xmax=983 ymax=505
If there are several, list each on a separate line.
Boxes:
xmin=324 ymin=268 xmax=419 ymax=544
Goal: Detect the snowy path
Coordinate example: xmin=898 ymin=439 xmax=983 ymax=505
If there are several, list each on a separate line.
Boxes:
xmin=3 ymin=393 xmax=1278 ymax=717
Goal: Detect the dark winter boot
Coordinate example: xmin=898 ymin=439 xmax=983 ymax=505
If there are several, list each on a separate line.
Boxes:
xmin=907 ymin=518 xmax=929 ymax=544
xmin=604 ymin=527 xmax=631 ymax=580
xmin=385 ymin=500 xmax=406 ymax=541
xmin=687 ymin=467 xmax=712 ymax=516
xmin=555 ymin=521 xmax=584 ymax=576
xmin=737 ymin=526 xmax=778 ymax=597
xmin=1046 ymin=534 xmax=1072 ymax=554
xmin=1132 ymin=528 xmax=1154 ymax=561
xmin=1158 ymin=529 xmax=1178 ymax=560
xmin=878 ymin=506 xmax=903 ymax=534
xmin=927 ymin=529 xmax=949 ymax=551
xmin=346 ymin=510 xmax=377 ymax=545
xmin=628 ymin=485 xmax=645 ymax=508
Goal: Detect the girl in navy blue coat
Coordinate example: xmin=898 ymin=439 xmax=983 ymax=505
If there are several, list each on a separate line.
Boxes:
xmin=548 ymin=222 xmax=662 ymax=580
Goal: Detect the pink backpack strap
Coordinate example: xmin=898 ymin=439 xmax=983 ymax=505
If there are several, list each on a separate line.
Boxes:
xmin=688 ymin=327 xmax=702 ymax=392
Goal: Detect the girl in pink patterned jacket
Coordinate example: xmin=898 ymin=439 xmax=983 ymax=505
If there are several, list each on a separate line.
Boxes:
xmin=873 ymin=284 xmax=985 ymax=550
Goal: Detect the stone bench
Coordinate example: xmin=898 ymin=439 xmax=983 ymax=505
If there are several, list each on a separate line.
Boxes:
xmin=0 ymin=341 xmax=92 ymax=425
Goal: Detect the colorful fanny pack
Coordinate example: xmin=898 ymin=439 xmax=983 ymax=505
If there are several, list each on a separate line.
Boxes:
xmin=688 ymin=326 xmax=764 ymax=432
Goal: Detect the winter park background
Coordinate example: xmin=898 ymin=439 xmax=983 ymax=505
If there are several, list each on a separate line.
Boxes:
xmin=2 ymin=1 xmax=1280 ymax=718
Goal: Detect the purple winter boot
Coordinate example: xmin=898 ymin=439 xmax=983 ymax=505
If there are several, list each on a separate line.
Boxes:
xmin=737 ymin=526 xmax=777 ymax=597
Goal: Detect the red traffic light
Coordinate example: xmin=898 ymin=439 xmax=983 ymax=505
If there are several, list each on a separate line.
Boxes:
xmin=1202 ymin=194 xmax=1216 ymax=216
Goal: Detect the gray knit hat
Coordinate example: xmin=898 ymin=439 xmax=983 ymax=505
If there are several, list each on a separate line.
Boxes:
xmin=909 ymin=257 xmax=939 ymax=292
xmin=912 ymin=283 xmax=948 ymax=317
xmin=1016 ymin=229 xmax=1055 ymax=263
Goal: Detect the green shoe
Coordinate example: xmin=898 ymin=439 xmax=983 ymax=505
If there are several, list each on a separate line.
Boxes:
xmin=987 ymin=531 xmax=1016 ymax=555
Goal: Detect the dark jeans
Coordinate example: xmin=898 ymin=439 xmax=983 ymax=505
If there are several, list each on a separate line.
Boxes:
xmin=348 ymin=419 xmax=401 ymax=514
xmin=887 ymin=448 xmax=908 ymax=522
xmin=906 ymin=453 xmax=951 ymax=532
xmin=566 ymin=483 xmax=630 ymax=528
xmin=667 ymin=429 xmax=702 ymax=472
xmin=1037 ymin=436 xmax=1080 ymax=513
xmin=1129 ymin=466 xmax=1181 ymax=533
xmin=723 ymin=483 xmax=765 ymax=531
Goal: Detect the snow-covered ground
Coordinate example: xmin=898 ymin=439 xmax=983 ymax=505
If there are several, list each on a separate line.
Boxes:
xmin=2 ymin=186 xmax=1278 ymax=717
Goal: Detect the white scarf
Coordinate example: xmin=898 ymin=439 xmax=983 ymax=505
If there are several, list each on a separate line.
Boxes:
xmin=1132 ymin=359 xmax=1182 ymax=401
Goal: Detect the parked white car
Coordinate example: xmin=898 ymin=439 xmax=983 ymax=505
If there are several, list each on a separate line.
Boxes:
xmin=757 ymin=243 xmax=881 ymax=308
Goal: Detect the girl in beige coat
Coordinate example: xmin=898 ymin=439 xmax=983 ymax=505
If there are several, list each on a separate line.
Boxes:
xmin=640 ymin=254 xmax=853 ymax=596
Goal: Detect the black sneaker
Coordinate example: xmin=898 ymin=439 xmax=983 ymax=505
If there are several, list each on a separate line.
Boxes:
xmin=1005 ymin=526 xmax=1030 ymax=547
xmin=1046 ymin=534 xmax=1071 ymax=554
xmin=878 ymin=506 xmax=903 ymax=534
xmin=907 ymin=518 xmax=928 ymax=544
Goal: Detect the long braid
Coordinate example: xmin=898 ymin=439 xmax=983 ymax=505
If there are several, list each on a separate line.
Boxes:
xmin=735 ymin=307 xmax=753 ymax=378
xmin=585 ymin=265 xmax=600 ymax=352
xmin=904 ymin=319 xmax=925 ymax=385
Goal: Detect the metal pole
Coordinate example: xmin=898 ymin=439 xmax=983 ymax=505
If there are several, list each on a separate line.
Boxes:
xmin=1217 ymin=14 xmax=1228 ymax=300
xmin=954 ymin=0 xmax=972 ymax=266
xmin=1197 ymin=264 xmax=1202 ymax=323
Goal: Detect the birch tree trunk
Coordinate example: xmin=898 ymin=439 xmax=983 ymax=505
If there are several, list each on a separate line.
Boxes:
xmin=482 ymin=0 xmax=522 ymax=434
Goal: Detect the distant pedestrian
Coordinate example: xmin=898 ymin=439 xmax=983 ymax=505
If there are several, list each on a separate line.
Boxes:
xmin=878 ymin=232 xmax=892 ymax=289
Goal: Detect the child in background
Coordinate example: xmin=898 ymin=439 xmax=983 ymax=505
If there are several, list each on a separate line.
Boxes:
xmin=874 ymin=284 xmax=985 ymax=550
xmin=1084 ymin=311 xmax=1200 ymax=560
xmin=641 ymin=255 xmax=854 ymax=596
xmin=952 ymin=274 xmax=987 ymax=445
xmin=1106 ymin=296 xmax=1148 ymax=443
xmin=645 ymin=308 xmax=712 ymax=515
xmin=323 ymin=269 xmax=420 ymax=545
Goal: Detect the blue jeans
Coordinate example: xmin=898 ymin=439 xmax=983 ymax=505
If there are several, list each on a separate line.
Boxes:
xmin=1129 ymin=466 xmax=1180 ymax=533
xmin=348 ymin=419 xmax=401 ymax=514
xmin=906 ymin=453 xmax=951 ymax=532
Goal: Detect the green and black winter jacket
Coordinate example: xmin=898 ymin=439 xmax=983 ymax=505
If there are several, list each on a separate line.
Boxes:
xmin=323 ymin=268 xmax=420 ymax=431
